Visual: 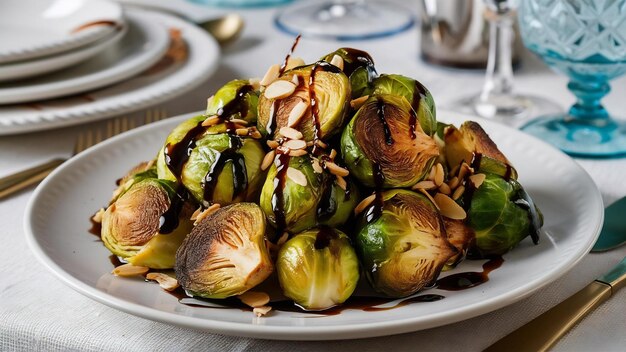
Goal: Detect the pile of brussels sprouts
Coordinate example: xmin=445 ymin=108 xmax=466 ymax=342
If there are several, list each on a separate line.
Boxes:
xmin=96 ymin=47 xmax=542 ymax=312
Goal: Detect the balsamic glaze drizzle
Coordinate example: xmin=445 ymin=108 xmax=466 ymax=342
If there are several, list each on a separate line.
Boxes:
xmin=202 ymin=135 xmax=247 ymax=205
xmin=436 ymin=256 xmax=504 ymax=291
xmin=158 ymin=187 xmax=188 ymax=234
xmin=279 ymin=34 xmax=302 ymax=76
xmin=271 ymin=153 xmax=291 ymax=234
xmin=375 ymin=97 xmax=393 ymax=145
xmin=313 ymin=226 xmax=338 ymax=250
xmin=364 ymin=162 xmax=386 ymax=224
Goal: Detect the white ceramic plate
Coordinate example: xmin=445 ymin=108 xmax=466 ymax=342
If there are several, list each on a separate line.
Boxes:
xmin=0 ymin=23 xmax=126 ymax=83
xmin=0 ymin=9 xmax=219 ymax=135
xmin=0 ymin=0 xmax=124 ymax=64
xmin=24 ymin=111 xmax=603 ymax=341
xmin=0 ymin=12 xmax=169 ymax=104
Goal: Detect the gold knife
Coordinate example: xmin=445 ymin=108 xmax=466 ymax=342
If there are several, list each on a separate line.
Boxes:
xmin=484 ymin=257 xmax=626 ymax=352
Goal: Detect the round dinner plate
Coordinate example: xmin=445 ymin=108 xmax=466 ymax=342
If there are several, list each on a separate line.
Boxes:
xmin=24 ymin=110 xmax=603 ymax=341
xmin=0 ymin=0 xmax=124 ymax=64
xmin=0 ymin=12 xmax=169 ymax=104
xmin=0 ymin=9 xmax=220 ymax=135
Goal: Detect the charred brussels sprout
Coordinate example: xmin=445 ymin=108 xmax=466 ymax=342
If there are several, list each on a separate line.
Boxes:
xmin=466 ymin=174 xmax=542 ymax=257
xmin=355 ymin=189 xmax=457 ymax=297
xmin=277 ymin=227 xmax=359 ymax=310
xmin=370 ymin=74 xmax=436 ymax=136
xmin=341 ymin=94 xmax=439 ymax=188
xmin=321 ymin=47 xmax=377 ymax=98
xmin=206 ymin=79 xmax=259 ymax=124
xmin=156 ymin=115 xmax=266 ymax=206
xmin=175 ymin=203 xmax=273 ymax=299
xmin=101 ymin=177 xmax=193 ymax=269
xmin=257 ymin=62 xmax=351 ymax=141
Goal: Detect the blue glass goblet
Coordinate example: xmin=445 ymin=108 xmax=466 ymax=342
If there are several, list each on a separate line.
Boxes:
xmin=519 ymin=0 xmax=626 ymax=157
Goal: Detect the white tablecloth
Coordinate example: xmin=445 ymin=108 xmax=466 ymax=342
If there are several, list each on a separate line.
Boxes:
xmin=1 ymin=1 xmax=625 ymax=351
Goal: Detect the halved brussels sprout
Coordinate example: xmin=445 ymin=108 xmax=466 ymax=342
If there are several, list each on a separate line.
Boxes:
xmin=175 ymin=203 xmax=273 ymax=299
xmin=369 ymin=74 xmax=436 ymax=136
xmin=110 ymin=161 xmax=157 ymax=203
xmin=206 ymin=79 xmax=259 ymax=124
xmin=257 ymin=62 xmax=351 ymax=140
xmin=466 ymin=173 xmax=542 ymax=257
xmin=321 ymin=47 xmax=377 ymax=98
xmin=277 ymin=227 xmax=359 ymax=310
xmin=442 ymin=218 xmax=475 ymax=270
xmin=355 ymin=189 xmax=457 ymax=297
xmin=443 ymin=121 xmax=518 ymax=180
xmin=341 ymin=94 xmax=439 ymax=188
xmin=101 ymin=178 xmax=193 ymax=269
xmin=260 ymin=155 xmax=324 ymax=234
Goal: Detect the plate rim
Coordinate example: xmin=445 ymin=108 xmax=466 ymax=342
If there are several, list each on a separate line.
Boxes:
xmin=0 ymin=0 xmax=123 ymax=64
xmin=24 ymin=111 xmax=604 ymax=340
xmin=0 ymin=12 xmax=170 ymax=103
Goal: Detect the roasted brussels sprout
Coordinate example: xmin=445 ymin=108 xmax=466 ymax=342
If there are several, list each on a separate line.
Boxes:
xmin=109 ymin=161 xmax=157 ymax=203
xmin=175 ymin=203 xmax=273 ymax=299
xmin=442 ymin=218 xmax=475 ymax=270
xmin=156 ymin=115 xmax=266 ymax=206
xmin=101 ymin=177 xmax=193 ymax=269
xmin=443 ymin=121 xmax=518 ymax=179
xmin=466 ymin=174 xmax=542 ymax=257
xmin=277 ymin=227 xmax=359 ymax=310
xmin=341 ymin=94 xmax=439 ymax=188
xmin=355 ymin=189 xmax=457 ymax=297
xmin=317 ymin=176 xmax=359 ymax=228
xmin=257 ymin=62 xmax=351 ymax=141
xmin=321 ymin=47 xmax=377 ymax=98
xmin=369 ymin=74 xmax=436 ymax=136
xmin=206 ymin=79 xmax=259 ymax=124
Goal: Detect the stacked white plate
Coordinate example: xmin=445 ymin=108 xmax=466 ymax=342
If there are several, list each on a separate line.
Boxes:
xmin=0 ymin=0 xmax=220 ymax=135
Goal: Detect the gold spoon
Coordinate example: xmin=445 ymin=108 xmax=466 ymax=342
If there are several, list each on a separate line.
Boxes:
xmin=196 ymin=13 xmax=244 ymax=47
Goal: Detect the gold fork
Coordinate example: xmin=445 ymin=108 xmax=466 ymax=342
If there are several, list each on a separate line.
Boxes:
xmin=0 ymin=109 xmax=168 ymax=200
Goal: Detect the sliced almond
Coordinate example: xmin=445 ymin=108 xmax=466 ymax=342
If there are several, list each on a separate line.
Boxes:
xmin=238 ymin=291 xmax=271 ymax=308
xmin=336 ymin=175 xmax=347 ymax=191
xmin=291 ymin=74 xmax=299 ymax=86
xmin=312 ymin=159 xmax=323 ymax=173
xmin=288 ymin=100 xmax=308 ymax=127
xmin=412 ymin=180 xmax=436 ymax=190
xmin=194 ymin=204 xmax=221 ymax=225
xmin=289 ymin=149 xmax=308 ymax=157
xmin=249 ymin=77 xmax=261 ymax=90
xmin=264 ymin=80 xmax=296 ymax=100
xmin=260 ymin=64 xmax=280 ymax=86
xmin=253 ymin=306 xmax=272 ymax=317
xmin=434 ymin=193 xmax=466 ymax=220
xmin=434 ymin=163 xmax=445 ymax=187
xmin=190 ymin=207 xmax=202 ymax=221
xmin=201 ymin=115 xmax=220 ymax=127
xmin=469 ymin=173 xmax=486 ymax=188
xmin=355 ymin=194 xmax=377 ymax=215
xmin=315 ymin=139 xmax=328 ymax=149
xmin=261 ymin=150 xmax=276 ymax=171
xmin=458 ymin=163 xmax=473 ymax=180
xmin=230 ymin=118 xmax=248 ymax=126
xmin=428 ymin=165 xmax=437 ymax=181
xmin=330 ymin=54 xmax=344 ymax=71
xmin=329 ymin=149 xmax=337 ymax=160
xmin=146 ymin=272 xmax=179 ymax=291
xmin=284 ymin=139 xmax=307 ymax=150
xmin=279 ymin=126 xmax=303 ymax=140
xmin=350 ymin=95 xmax=369 ymax=110
xmin=439 ymin=183 xmax=452 ymax=195
xmin=236 ymin=128 xmax=250 ymax=136
xmin=448 ymin=176 xmax=460 ymax=190
xmin=91 ymin=208 xmax=105 ymax=224
xmin=285 ymin=56 xmax=305 ymax=70
xmin=325 ymin=161 xmax=349 ymax=177
xmin=418 ymin=188 xmax=439 ymax=210
xmin=287 ymin=167 xmax=307 ymax=186
xmin=250 ymin=130 xmax=263 ymax=139
xmin=452 ymin=185 xmax=465 ymax=200
xmin=267 ymin=140 xmax=279 ymax=149
xmin=112 ymin=264 xmax=149 ymax=277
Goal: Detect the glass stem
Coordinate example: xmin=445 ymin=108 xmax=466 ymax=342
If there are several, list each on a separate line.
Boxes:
xmin=567 ymin=79 xmax=610 ymax=121
xmin=480 ymin=10 xmax=515 ymax=100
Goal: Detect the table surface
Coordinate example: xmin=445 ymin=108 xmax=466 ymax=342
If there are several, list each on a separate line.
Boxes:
xmin=1 ymin=1 xmax=625 ymax=351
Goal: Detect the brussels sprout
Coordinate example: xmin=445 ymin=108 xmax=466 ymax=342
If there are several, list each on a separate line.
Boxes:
xmin=355 ymin=189 xmax=457 ymax=297
xmin=206 ymin=79 xmax=259 ymax=124
xmin=317 ymin=176 xmax=360 ymax=228
xmin=257 ymin=62 xmax=351 ymax=141
xmin=321 ymin=47 xmax=377 ymax=98
xmin=277 ymin=227 xmax=359 ymax=310
xmin=101 ymin=177 xmax=193 ymax=269
xmin=175 ymin=203 xmax=273 ymax=299
xmin=443 ymin=121 xmax=518 ymax=180
xmin=156 ymin=115 xmax=266 ymax=206
xmin=110 ymin=161 xmax=157 ymax=203
xmin=341 ymin=94 xmax=439 ymax=188
xmin=442 ymin=218 xmax=475 ymax=270
xmin=466 ymin=174 xmax=542 ymax=257
xmin=369 ymin=74 xmax=436 ymax=136
xmin=260 ymin=154 xmax=324 ymax=234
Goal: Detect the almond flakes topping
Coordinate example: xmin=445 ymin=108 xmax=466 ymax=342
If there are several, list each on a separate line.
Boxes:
xmin=434 ymin=193 xmax=466 ymax=220
xmin=350 ymin=95 xmax=369 ymax=109
xmin=325 ymin=161 xmax=349 ymax=177
xmin=288 ymin=100 xmax=308 ymax=127
xmin=261 ymin=150 xmax=276 ymax=171
xmin=354 ymin=194 xmax=376 ymax=215
xmin=279 ymin=126 xmax=303 ymax=140
xmin=287 ymin=167 xmax=307 ymax=186
xmin=259 ymin=64 xmax=280 ymax=86
xmin=238 ymin=291 xmax=270 ymax=308
xmin=146 ymin=272 xmax=180 ymax=291
xmin=112 ymin=264 xmax=149 ymax=277
xmin=264 ymin=80 xmax=296 ymax=100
